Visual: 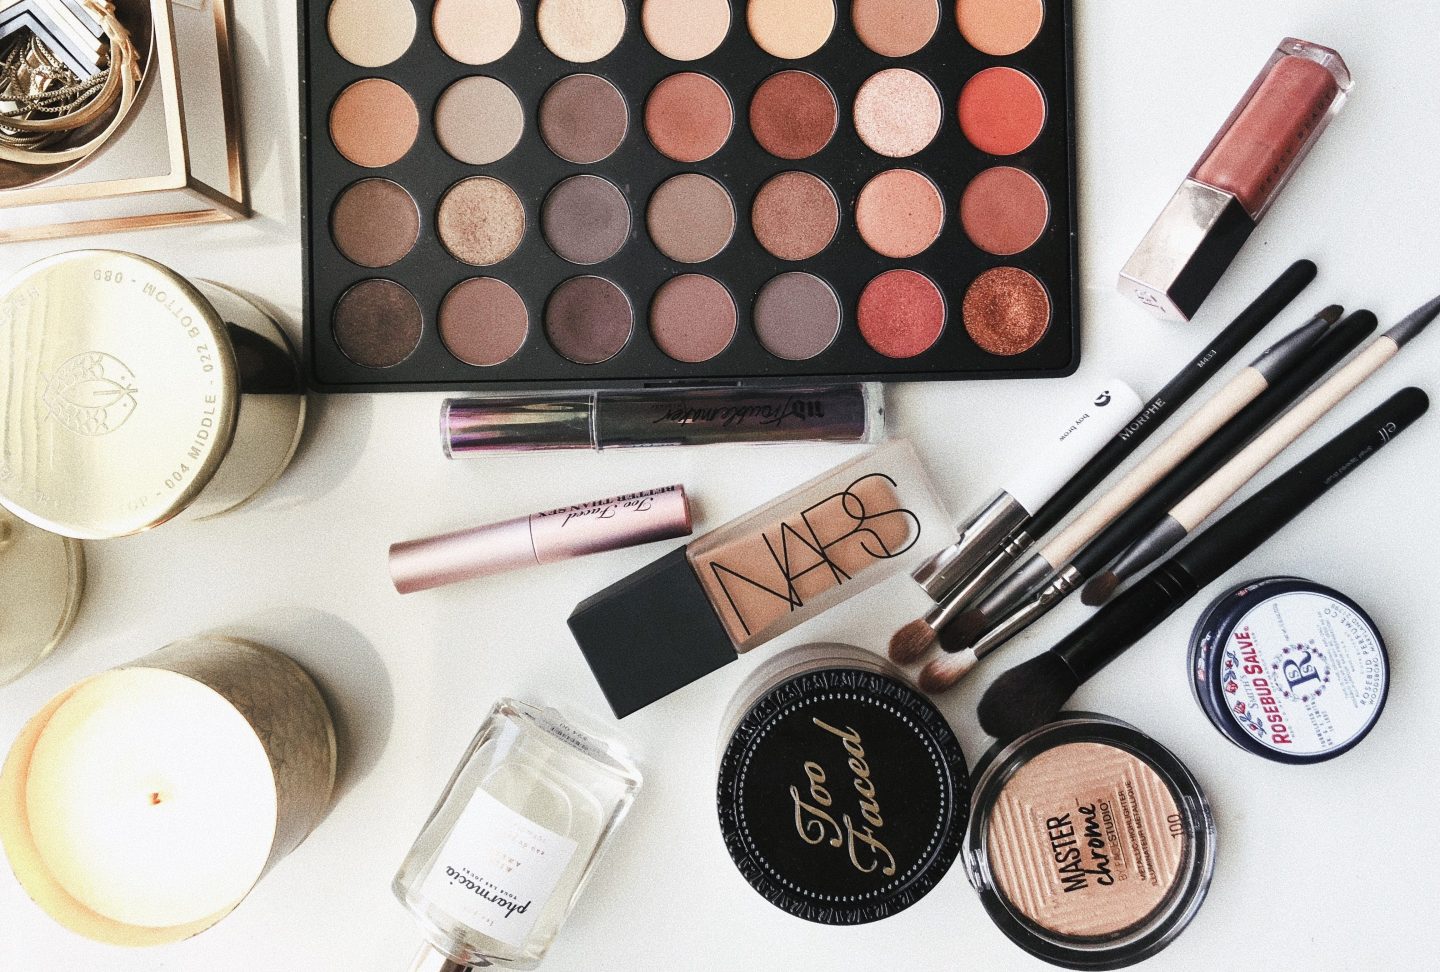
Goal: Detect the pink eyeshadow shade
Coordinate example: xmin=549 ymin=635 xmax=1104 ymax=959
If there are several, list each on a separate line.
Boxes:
xmin=857 ymin=269 xmax=945 ymax=358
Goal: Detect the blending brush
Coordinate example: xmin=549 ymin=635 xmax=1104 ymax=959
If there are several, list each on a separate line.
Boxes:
xmin=1084 ymin=292 xmax=1440 ymax=605
xmin=915 ymin=308 xmax=1378 ymax=693
xmin=976 ymin=385 xmax=1429 ymax=740
xmin=890 ymin=261 xmax=1323 ymax=664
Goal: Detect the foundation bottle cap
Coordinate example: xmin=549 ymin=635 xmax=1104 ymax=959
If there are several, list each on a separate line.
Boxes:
xmin=0 ymin=251 xmax=240 ymax=539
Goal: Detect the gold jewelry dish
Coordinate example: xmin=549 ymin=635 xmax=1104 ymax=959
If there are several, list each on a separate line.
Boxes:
xmin=0 ymin=0 xmax=245 ymax=241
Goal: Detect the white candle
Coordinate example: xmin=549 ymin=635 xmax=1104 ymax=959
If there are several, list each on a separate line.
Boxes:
xmin=1 ymin=636 xmax=335 ymax=945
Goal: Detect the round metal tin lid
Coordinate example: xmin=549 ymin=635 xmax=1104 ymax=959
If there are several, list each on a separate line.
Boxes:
xmin=716 ymin=664 xmax=969 ymax=924
xmin=0 ymin=251 xmax=239 ymax=539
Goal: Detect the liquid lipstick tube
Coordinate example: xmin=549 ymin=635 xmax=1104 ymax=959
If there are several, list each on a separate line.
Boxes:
xmin=389 ymin=486 xmax=692 ymax=593
xmin=441 ymin=383 xmax=881 ymax=454
xmin=1120 ymin=39 xmax=1351 ymax=321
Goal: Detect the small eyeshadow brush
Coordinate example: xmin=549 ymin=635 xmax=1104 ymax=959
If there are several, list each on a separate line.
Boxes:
xmin=976 ymin=385 xmax=1428 ymax=741
xmin=1085 ymin=292 xmax=1440 ymax=604
xmin=893 ymin=260 xmax=1320 ymax=663
xmin=916 ymin=308 xmax=1377 ymax=693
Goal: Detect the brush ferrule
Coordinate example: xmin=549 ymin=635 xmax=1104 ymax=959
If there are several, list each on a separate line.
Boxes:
xmin=970 ymin=580 xmax=1067 ymax=661
xmin=912 ymin=492 xmax=1030 ymax=601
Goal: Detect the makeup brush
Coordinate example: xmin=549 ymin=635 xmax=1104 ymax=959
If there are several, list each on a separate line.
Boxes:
xmin=976 ymin=385 xmax=1428 ymax=740
xmin=1084 ymin=292 xmax=1440 ymax=605
xmin=890 ymin=261 xmax=1322 ymax=664
xmin=916 ymin=309 xmax=1377 ymax=693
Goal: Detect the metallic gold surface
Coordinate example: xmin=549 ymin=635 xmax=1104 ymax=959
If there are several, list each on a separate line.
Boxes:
xmin=0 ymin=509 xmax=84 ymax=686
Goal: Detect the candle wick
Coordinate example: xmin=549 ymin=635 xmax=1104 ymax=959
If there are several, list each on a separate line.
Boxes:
xmin=149 ymin=792 xmax=163 ymax=806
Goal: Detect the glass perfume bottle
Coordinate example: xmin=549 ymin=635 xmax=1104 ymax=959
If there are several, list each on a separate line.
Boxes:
xmin=394 ymin=700 xmax=642 ymax=970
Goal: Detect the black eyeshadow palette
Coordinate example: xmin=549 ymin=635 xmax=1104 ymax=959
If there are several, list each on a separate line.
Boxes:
xmin=300 ymin=0 xmax=1078 ymax=391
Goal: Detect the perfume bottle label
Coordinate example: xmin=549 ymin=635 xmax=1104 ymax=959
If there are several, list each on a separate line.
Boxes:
xmin=420 ymin=788 xmax=578 ymax=949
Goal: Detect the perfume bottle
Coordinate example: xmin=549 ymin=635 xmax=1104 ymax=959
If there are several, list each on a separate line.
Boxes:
xmin=394 ymin=700 xmax=642 ymax=970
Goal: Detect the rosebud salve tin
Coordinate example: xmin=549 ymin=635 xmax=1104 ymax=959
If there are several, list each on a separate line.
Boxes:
xmin=0 ymin=251 xmax=304 ymax=539
xmin=1188 ymin=577 xmax=1389 ymax=764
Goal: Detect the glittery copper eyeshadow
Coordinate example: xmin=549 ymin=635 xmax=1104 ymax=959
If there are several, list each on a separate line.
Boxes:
xmin=303 ymin=0 xmax=1078 ymax=388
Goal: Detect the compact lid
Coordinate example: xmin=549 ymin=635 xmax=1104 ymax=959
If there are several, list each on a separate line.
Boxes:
xmin=0 ymin=251 xmax=240 ymax=539
xmin=1189 ymin=577 xmax=1388 ymax=764
xmin=716 ymin=657 xmax=969 ymax=924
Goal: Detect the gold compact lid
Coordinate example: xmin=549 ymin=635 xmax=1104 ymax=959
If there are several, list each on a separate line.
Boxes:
xmin=0 ymin=251 xmax=240 ymax=539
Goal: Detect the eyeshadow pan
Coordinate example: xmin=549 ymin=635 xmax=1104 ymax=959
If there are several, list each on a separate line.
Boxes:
xmin=333 ymin=279 xmax=423 ymax=368
xmin=749 ymin=70 xmax=837 ymax=160
xmin=747 ymin=0 xmax=834 ymax=59
xmin=647 ymin=173 xmax=735 ymax=263
xmin=645 ymin=73 xmax=734 ymax=163
xmin=964 ymin=266 xmax=1050 ymax=355
xmin=858 ymin=269 xmax=945 ymax=358
xmin=539 ymin=74 xmax=629 ymax=163
xmin=545 ymin=276 xmax=634 ymax=364
xmin=643 ymin=0 xmax=731 ymax=61
xmin=331 ymin=178 xmax=420 ymax=267
xmin=751 ymin=171 xmax=838 ymax=261
xmin=852 ymin=0 xmax=938 ymax=58
xmin=855 ymin=168 xmax=943 ymax=258
xmin=960 ymin=166 xmax=1049 ymax=255
xmin=541 ymin=174 xmax=631 ymax=265
xmin=437 ymin=177 xmax=526 ymax=266
xmin=439 ymin=277 xmax=530 ymax=366
xmin=959 ymin=67 xmax=1047 ymax=156
xmin=854 ymin=67 xmax=941 ymax=158
xmin=435 ymin=76 xmax=524 ymax=164
xmin=329 ymin=78 xmax=418 ymax=168
xmin=753 ymin=272 xmax=841 ymax=360
xmin=651 ymin=274 xmax=737 ymax=362
xmin=537 ymin=0 xmax=627 ymax=63
xmin=328 ymin=0 xmax=416 ymax=67
xmin=956 ymin=0 xmax=1044 ymax=57
xmin=432 ymin=0 xmax=522 ymax=65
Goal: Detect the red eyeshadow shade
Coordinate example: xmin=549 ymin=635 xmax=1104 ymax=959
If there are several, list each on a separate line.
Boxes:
xmin=958 ymin=67 xmax=1046 ymax=156
xmin=857 ymin=269 xmax=945 ymax=359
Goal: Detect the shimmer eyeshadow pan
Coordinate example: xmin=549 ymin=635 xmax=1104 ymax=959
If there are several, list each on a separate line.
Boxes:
xmin=303 ymin=0 xmax=1078 ymax=390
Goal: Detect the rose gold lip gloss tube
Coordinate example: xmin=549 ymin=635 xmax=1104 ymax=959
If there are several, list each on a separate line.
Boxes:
xmin=1120 ymin=38 xmax=1351 ymax=322
xmin=389 ymin=486 xmax=692 ymax=594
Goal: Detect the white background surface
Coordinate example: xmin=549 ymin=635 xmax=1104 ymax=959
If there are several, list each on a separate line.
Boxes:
xmin=3 ymin=0 xmax=1438 ymax=969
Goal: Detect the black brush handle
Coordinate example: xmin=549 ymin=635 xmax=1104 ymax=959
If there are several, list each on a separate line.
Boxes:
xmin=1028 ymin=260 xmax=1317 ymax=537
xmin=1071 ymin=310 xmax=1378 ymax=576
xmin=1054 ymin=385 xmax=1428 ymax=684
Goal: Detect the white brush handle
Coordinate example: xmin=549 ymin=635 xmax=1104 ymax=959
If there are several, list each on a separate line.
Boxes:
xmin=1040 ymin=367 xmax=1268 ymax=567
xmin=1171 ymin=337 xmax=1399 ymax=529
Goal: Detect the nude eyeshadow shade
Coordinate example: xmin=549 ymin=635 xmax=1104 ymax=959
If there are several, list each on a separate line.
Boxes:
xmin=538 ymin=74 xmax=628 ymax=164
xmin=333 ymin=279 xmax=423 ymax=368
xmin=327 ymin=0 xmax=415 ymax=67
xmin=749 ymin=71 xmax=837 ymax=160
xmin=329 ymin=79 xmax=417 ymax=168
xmin=964 ymin=716 xmax=1216 ymax=969
xmin=331 ymin=179 xmax=420 ymax=268
xmin=431 ymin=0 xmax=522 ymax=65
xmin=751 ymin=171 xmax=838 ymax=261
xmin=642 ymin=0 xmax=731 ymax=61
xmin=303 ymin=0 xmax=1079 ymax=388
xmin=960 ymin=166 xmax=1049 ymax=255
xmin=645 ymin=73 xmax=734 ymax=163
xmin=439 ymin=278 xmax=529 ymax=367
xmin=545 ymin=276 xmax=634 ymax=364
xmin=434 ymin=76 xmax=524 ymax=165
xmin=650 ymin=274 xmax=737 ymax=363
xmin=852 ymin=0 xmax=939 ymax=57
xmin=853 ymin=68 xmax=942 ymax=158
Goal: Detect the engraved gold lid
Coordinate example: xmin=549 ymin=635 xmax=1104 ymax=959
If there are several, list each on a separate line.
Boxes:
xmin=0 ymin=250 xmax=240 ymax=539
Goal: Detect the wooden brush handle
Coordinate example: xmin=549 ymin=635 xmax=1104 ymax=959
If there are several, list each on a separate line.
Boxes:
xmin=1041 ymin=367 xmax=1268 ymax=566
xmin=1171 ymin=337 xmax=1399 ymax=529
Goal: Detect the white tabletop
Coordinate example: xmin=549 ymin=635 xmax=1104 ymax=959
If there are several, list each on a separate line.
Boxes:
xmin=4 ymin=0 xmax=1439 ymax=969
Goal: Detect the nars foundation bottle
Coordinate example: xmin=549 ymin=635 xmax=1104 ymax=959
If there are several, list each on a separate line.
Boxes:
xmin=715 ymin=644 xmax=970 ymax=924
xmin=394 ymin=699 xmax=641 ymax=971
xmin=0 ymin=250 xmax=304 ymax=539
xmin=965 ymin=715 xmax=1216 ymax=969
xmin=568 ymin=440 xmax=956 ymax=716
xmin=1120 ymin=39 xmax=1351 ymax=321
